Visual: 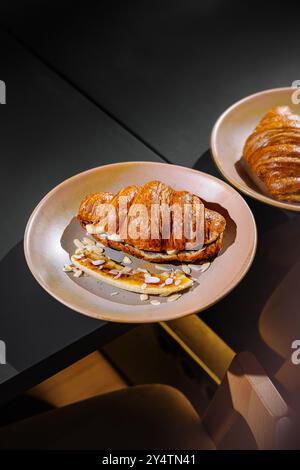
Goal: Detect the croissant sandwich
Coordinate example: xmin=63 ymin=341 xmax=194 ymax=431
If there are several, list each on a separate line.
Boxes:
xmin=78 ymin=181 xmax=226 ymax=263
xmin=243 ymin=106 xmax=300 ymax=201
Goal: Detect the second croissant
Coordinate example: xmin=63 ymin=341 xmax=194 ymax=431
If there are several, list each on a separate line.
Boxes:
xmin=243 ymin=106 xmax=300 ymax=201
xmin=78 ymin=181 xmax=226 ymax=263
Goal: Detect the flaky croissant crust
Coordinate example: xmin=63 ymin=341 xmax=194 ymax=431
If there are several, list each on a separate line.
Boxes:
xmin=243 ymin=106 xmax=300 ymax=201
xmin=78 ymin=181 xmax=226 ymax=263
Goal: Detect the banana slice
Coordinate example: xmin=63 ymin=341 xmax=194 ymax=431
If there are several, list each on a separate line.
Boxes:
xmin=71 ymin=251 xmax=193 ymax=296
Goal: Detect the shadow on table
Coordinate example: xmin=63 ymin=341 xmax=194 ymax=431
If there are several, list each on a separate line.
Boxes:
xmin=193 ymin=149 xmax=290 ymax=230
xmin=0 ymin=241 xmax=131 ymax=404
xmin=0 ymin=241 xmax=97 ymax=370
xmin=193 ymin=149 xmax=300 ymax=376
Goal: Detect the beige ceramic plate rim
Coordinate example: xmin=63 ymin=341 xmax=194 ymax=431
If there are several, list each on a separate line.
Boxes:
xmin=24 ymin=161 xmax=257 ymax=323
xmin=211 ymin=87 xmax=300 ymax=212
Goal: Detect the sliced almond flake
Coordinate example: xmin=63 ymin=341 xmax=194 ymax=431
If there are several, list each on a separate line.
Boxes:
xmin=181 ymin=265 xmax=191 ymax=275
xmin=155 ymin=264 xmax=171 ymax=271
xmin=130 ymin=269 xmax=139 ymax=275
xmin=136 ymin=267 xmax=148 ymax=273
xmin=74 ymin=239 xmax=85 ymax=249
xmin=121 ymin=266 xmax=132 ymax=275
xmin=93 ymin=246 xmax=105 ymax=254
xmin=175 ymin=279 xmax=181 ymax=286
xmin=141 ymin=283 xmax=147 ymax=290
xmin=165 ymin=278 xmax=174 ymax=285
xmin=140 ymin=294 xmax=149 ymax=301
xmin=109 ymin=269 xmax=120 ymax=275
xmin=160 ymin=283 xmax=165 ymax=287
xmin=73 ymin=254 xmax=84 ymax=259
xmin=187 ymin=264 xmax=203 ymax=271
xmin=83 ymin=237 xmax=95 ymax=246
xmin=161 ymin=271 xmax=170 ymax=277
xmin=96 ymin=241 xmax=106 ymax=249
xmin=85 ymin=245 xmax=94 ymax=252
xmin=199 ymin=262 xmax=211 ymax=273
xmin=150 ymin=300 xmax=161 ymax=306
xmin=86 ymin=224 xmax=95 ymax=234
xmin=63 ymin=264 xmax=73 ymax=272
xmin=167 ymin=293 xmax=182 ymax=302
xmin=110 ymin=291 xmax=119 ymax=296
xmin=144 ymin=276 xmax=160 ymax=284
xmin=75 ymin=248 xmax=84 ymax=255
xmin=92 ymin=259 xmax=105 ymax=266
xmin=122 ymin=256 xmax=132 ymax=264
xmin=84 ymin=244 xmax=104 ymax=254
xmin=96 ymin=248 xmax=105 ymax=254
xmin=73 ymin=269 xmax=83 ymax=278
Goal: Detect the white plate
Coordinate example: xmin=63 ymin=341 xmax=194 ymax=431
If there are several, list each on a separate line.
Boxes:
xmin=24 ymin=161 xmax=257 ymax=323
xmin=211 ymin=87 xmax=300 ymax=211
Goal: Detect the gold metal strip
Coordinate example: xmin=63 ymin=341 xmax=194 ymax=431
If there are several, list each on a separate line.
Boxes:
xmin=160 ymin=315 xmax=235 ymax=384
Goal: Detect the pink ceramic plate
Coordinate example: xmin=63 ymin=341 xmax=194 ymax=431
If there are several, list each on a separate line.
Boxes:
xmin=24 ymin=162 xmax=256 ymax=323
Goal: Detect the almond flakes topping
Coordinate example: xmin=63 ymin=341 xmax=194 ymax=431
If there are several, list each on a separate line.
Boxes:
xmin=144 ymin=275 xmax=160 ymax=284
xmin=83 ymin=237 xmax=95 ymax=246
xmin=150 ymin=300 xmax=161 ymax=306
xmin=73 ymin=239 xmax=85 ymax=249
xmin=73 ymin=254 xmax=85 ymax=259
xmin=92 ymin=259 xmax=105 ymax=266
xmin=73 ymin=269 xmax=83 ymax=278
xmin=199 ymin=262 xmax=211 ymax=272
xmin=181 ymin=265 xmax=191 ymax=275
xmin=63 ymin=264 xmax=73 ymax=272
xmin=140 ymin=294 xmax=149 ymax=301
xmin=167 ymin=293 xmax=181 ymax=302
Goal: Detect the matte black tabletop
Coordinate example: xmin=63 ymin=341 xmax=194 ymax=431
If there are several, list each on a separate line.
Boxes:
xmin=1 ymin=0 xmax=298 ymax=166
xmin=1 ymin=1 xmax=300 ymax=402
xmin=0 ymin=29 xmax=162 ymax=405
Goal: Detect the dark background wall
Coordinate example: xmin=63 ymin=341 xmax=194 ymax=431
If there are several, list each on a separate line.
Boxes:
xmin=1 ymin=0 xmax=299 ymax=167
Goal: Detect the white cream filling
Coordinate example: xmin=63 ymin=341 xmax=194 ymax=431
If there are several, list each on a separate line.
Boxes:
xmin=86 ymin=224 xmax=123 ymax=242
xmin=107 ymin=233 xmax=123 ymax=242
xmin=86 ymin=223 xmax=106 ymax=234
xmin=86 ymin=225 xmax=210 ymax=254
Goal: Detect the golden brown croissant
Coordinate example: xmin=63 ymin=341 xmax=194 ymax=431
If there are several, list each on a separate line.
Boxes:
xmin=78 ymin=181 xmax=226 ymax=263
xmin=243 ymin=106 xmax=300 ymax=201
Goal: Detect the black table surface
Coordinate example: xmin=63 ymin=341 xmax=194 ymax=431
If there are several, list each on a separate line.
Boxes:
xmin=0 ymin=28 xmax=163 ymax=405
xmin=1 ymin=1 xmax=300 ymax=403
xmin=1 ymin=0 xmax=299 ymax=166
